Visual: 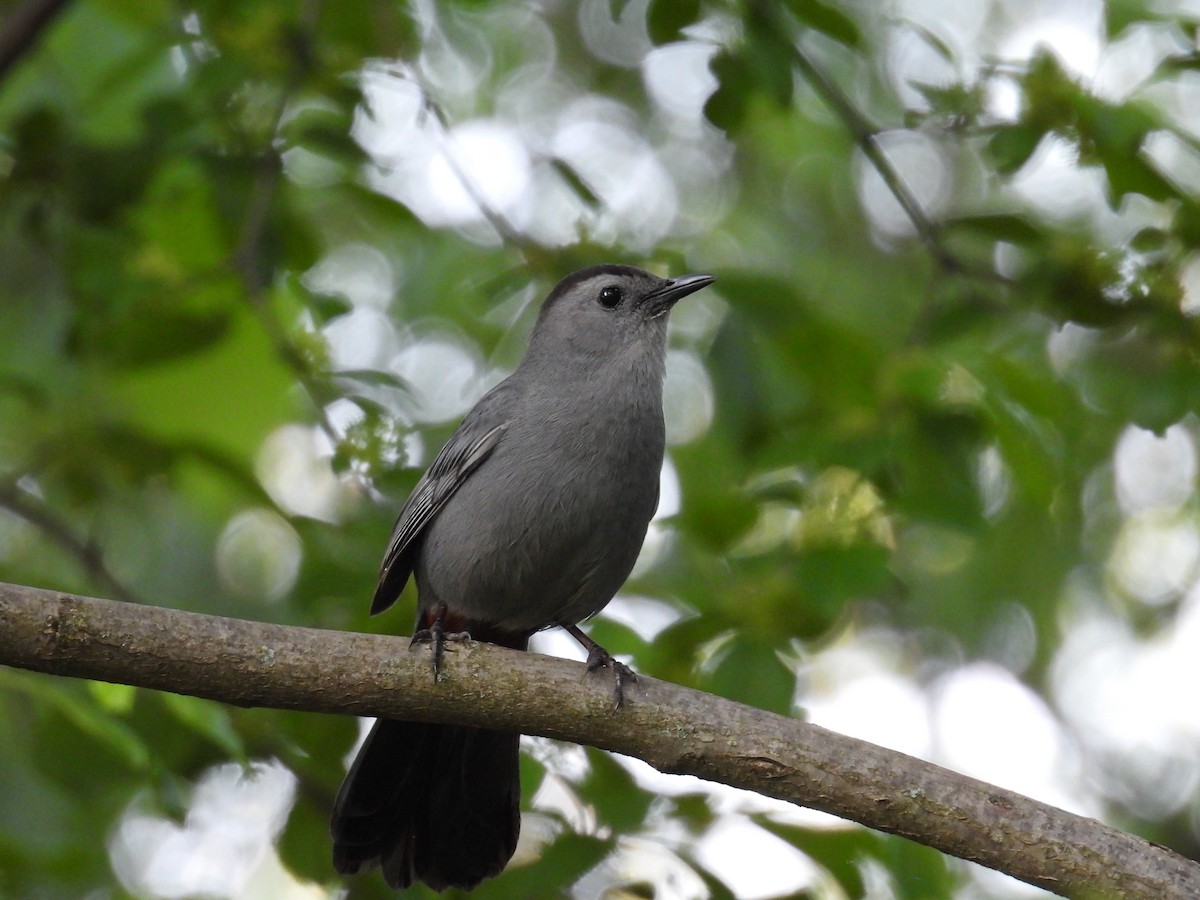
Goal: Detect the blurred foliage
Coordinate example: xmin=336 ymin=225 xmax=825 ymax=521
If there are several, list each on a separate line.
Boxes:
xmin=2 ymin=0 xmax=1200 ymax=897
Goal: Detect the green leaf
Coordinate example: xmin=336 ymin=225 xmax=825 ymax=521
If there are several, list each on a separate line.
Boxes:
xmin=976 ymin=355 xmax=1070 ymax=507
xmin=1130 ymin=226 xmax=1170 ymax=253
xmin=67 ymin=224 xmax=238 ymax=368
xmin=335 ymin=368 xmax=408 ymax=390
xmin=691 ymin=860 xmax=741 ymax=900
xmin=756 ymin=818 xmax=872 ymax=896
xmin=943 ymin=213 xmax=1042 ymax=245
xmin=704 ymin=50 xmax=755 ymax=133
xmin=754 ymin=28 xmax=800 ymax=109
xmin=890 ymin=409 xmax=986 ymax=527
xmin=131 ymin=157 xmax=229 ymax=271
xmin=1102 ymin=154 xmax=1177 ymax=204
xmin=319 ymin=0 xmax=421 ymax=61
xmin=1174 ymin=199 xmax=1200 ymax=249
xmin=985 ymin=124 xmax=1045 ymax=175
xmin=1073 ymin=338 xmax=1200 ymax=434
xmin=609 ymin=0 xmax=635 ymax=20
xmin=1102 ymin=0 xmax=1200 ymax=41
xmin=877 ymin=832 xmax=954 ymax=899
xmin=795 ymin=543 xmax=893 ymax=606
xmin=905 ymin=20 xmax=955 ymax=63
xmin=281 ymin=102 xmax=363 ymax=164
xmin=158 ymin=693 xmax=246 ymax=759
xmin=647 ymin=0 xmax=702 ymax=45
xmin=909 ymin=80 xmax=984 ymax=123
xmin=484 ymin=832 xmax=612 ymax=899
xmin=2 ymin=672 xmax=150 ymax=770
xmin=580 ymin=750 xmax=653 ymax=833
xmin=671 ymin=793 xmax=717 ymax=831
xmin=783 ymin=0 xmax=863 ymax=50
xmin=1151 ymin=52 xmax=1200 ymax=83
xmin=549 ymin=157 xmax=602 ymax=210
xmin=111 ymin=308 xmax=294 ymax=462
xmin=308 ymin=291 xmax=354 ymax=324
xmin=673 ymin=438 xmax=758 ymax=550
xmin=1073 ymin=97 xmax=1174 ymax=203
xmin=88 ymin=680 xmax=137 ymax=714
xmin=705 ymin=636 xmax=796 ymax=715
xmin=1105 ymin=0 xmax=1151 ymax=39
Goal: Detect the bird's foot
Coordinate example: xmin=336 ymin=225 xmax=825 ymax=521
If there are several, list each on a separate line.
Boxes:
xmin=410 ymin=616 xmax=471 ymax=679
xmin=585 ymin=645 xmax=638 ymax=711
xmin=564 ymin=623 xmax=638 ymax=710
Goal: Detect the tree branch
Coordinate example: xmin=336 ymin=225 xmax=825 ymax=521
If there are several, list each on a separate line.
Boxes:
xmin=0 ymin=0 xmax=72 ymax=85
xmin=223 ymin=0 xmax=344 ymax=445
xmin=788 ymin=44 xmax=956 ymax=269
xmin=0 ymin=580 xmax=1195 ymax=898
xmin=756 ymin=2 xmax=1010 ymax=285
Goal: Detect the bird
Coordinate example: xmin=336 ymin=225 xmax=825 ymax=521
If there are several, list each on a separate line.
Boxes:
xmin=330 ymin=263 xmax=716 ymax=891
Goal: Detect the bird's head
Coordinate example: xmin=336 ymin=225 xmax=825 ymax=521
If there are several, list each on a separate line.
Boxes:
xmin=524 ymin=264 xmax=715 ymax=370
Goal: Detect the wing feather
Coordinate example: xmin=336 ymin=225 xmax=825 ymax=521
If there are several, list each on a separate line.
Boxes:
xmin=369 ymin=421 xmax=508 ymax=614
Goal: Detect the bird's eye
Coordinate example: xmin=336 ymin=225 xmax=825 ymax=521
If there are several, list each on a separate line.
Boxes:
xmin=598 ymin=285 xmax=623 ymax=308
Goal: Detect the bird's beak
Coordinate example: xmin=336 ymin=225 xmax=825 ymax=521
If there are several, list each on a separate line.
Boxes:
xmin=646 ymin=273 xmax=716 ymax=318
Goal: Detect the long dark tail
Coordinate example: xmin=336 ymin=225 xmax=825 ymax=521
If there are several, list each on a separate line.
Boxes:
xmin=330 ymin=628 xmax=527 ymax=891
xmin=331 ymin=719 xmax=521 ymax=890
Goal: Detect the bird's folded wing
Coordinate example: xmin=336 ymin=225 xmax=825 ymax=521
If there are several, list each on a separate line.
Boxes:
xmin=370 ymin=419 xmax=508 ymax=614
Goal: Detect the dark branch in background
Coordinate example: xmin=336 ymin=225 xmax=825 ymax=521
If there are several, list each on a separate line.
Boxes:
xmin=1 ymin=582 xmax=1196 ymax=899
xmin=221 ymin=0 xmax=342 ymax=443
xmin=407 ymin=71 xmax=536 ymax=252
xmin=0 ymin=485 xmax=141 ymax=604
xmin=227 ymin=0 xmax=322 ymax=288
xmin=759 ymin=3 xmax=1009 ymax=284
xmin=226 ymin=0 xmax=322 ymax=278
xmin=0 ymin=0 xmax=72 ymax=84
xmin=790 ymin=45 xmax=958 ymax=268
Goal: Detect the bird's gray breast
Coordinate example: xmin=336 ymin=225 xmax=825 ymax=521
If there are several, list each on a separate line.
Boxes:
xmin=414 ymin=385 xmax=665 ymax=632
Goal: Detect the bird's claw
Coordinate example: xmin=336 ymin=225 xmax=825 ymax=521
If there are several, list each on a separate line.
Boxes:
xmin=410 ymin=621 xmax=471 ymax=679
xmin=585 ymin=645 xmax=638 ymax=711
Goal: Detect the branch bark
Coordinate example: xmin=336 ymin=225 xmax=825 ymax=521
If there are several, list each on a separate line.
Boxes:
xmin=0 ymin=580 xmax=1195 ymax=898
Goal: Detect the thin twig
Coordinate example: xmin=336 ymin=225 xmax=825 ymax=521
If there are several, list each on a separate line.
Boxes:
xmin=790 ymin=47 xmax=959 ymax=268
xmin=221 ymin=0 xmax=340 ymax=442
xmin=411 ymin=73 xmax=534 ymax=249
xmin=0 ymin=483 xmax=141 ymax=603
xmin=760 ymin=3 xmax=1009 ymax=283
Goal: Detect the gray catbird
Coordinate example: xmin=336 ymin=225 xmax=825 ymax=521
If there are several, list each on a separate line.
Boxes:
xmin=330 ymin=264 xmax=716 ymax=891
